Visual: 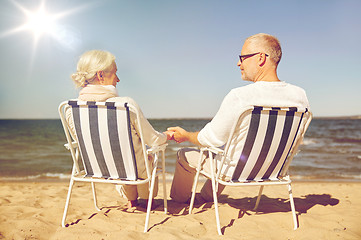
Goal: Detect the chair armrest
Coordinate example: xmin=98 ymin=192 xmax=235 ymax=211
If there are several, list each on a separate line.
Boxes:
xmin=200 ymin=146 xmax=224 ymax=155
xmin=64 ymin=141 xmax=78 ymax=150
xmin=199 ymin=146 xmax=227 ymax=180
xmin=146 ymin=143 xmax=168 ymax=154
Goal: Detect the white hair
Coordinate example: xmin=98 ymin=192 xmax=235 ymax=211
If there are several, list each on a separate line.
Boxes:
xmin=246 ymin=33 xmax=282 ymax=65
xmin=71 ymin=50 xmax=116 ymax=87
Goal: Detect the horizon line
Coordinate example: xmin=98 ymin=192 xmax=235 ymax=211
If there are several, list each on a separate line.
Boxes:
xmin=1 ymin=115 xmax=361 ymax=120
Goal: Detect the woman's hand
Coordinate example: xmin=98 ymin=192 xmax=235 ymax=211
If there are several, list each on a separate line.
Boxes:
xmin=164 ymin=130 xmax=175 ymax=141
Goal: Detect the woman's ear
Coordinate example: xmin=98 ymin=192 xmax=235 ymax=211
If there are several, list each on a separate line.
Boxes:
xmin=96 ymin=71 xmax=104 ymax=83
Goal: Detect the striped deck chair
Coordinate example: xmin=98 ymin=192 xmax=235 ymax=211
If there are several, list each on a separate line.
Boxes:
xmin=188 ymin=106 xmax=312 ymax=235
xmin=58 ymin=100 xmax=168 ymax=232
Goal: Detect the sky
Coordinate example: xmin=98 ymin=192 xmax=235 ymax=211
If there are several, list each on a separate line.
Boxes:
xmin=0 ymin=0 xmax=360 ymax=119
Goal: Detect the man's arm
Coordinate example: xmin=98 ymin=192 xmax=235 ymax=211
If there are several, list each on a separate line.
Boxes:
xmin=167 ymin=126 xmax=201 ymax=146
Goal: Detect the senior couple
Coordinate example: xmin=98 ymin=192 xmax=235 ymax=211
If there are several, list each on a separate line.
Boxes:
xmin=68 ymin=33 xmax=310 ymax=209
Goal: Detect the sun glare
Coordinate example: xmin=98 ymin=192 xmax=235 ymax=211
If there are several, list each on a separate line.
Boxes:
xmin=1 ymin=0 xmax=91 ymax=53
xmin=25 ymin=6 xmax=55 ymax=39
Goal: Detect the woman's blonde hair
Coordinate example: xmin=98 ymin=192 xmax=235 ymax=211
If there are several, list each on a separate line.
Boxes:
xmin=71 ymin=50 xmax=116 ymax=87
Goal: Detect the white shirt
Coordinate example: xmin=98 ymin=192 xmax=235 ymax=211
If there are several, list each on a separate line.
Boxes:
xmin=198 ymin=81 xmax=310 ymax=147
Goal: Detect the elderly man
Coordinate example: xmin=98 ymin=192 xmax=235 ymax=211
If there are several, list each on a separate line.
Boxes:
xmin=168 ymin=33 xmax=310 ymax=203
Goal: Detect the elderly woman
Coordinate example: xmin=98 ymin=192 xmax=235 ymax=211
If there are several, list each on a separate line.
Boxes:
xmin=67 ymin=50 xmax=170 ymax=208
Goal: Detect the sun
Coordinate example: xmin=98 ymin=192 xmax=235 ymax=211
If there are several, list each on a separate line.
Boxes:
xmin=4 ymin=0 xmax=61 ymax=44
xmin=1 ymin=0 xmax=91 ymax=52
xmin=25 ymin=5 xmax=56 ymax=40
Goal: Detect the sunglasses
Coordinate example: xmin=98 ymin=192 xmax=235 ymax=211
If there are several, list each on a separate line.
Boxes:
xmin=239 ymin=52 xmax=269 ymax=63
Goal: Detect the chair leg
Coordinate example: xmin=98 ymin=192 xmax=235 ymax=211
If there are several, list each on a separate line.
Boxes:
xmin=91 ymin=182 xmax=101 ymax=211
xmin=288 ymin=183 xmax=298 ymax=230
xmin=161 ymin=150 xmax=168 ymax=214
xmin=144 ymin=164 xmax=158 ymax=233
xmin=210 ymin=172 xmax=222 ymax=235
xmin=189 ymin=150 xmax=204 ymax=214
xmin=253 ymin=185 xmax=264 ymax=211
xmin=62 ymin=178 xmax=75 ymax=227
xmin=189 ymin=168 xmax=201 ymax=214
xmin=208 ymin=153 xmax=222 ymax=235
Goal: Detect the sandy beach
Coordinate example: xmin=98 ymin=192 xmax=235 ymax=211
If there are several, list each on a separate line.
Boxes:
xmin=0 ymin=180 xmax=360 ymax=240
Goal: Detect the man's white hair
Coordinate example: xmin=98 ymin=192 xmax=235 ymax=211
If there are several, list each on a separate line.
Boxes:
xmin=246 ymin=33 xmax=282 ymax=65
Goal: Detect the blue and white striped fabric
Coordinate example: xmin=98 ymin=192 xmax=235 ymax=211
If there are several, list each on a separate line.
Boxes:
xmin=230 ymin=106 xmax=308 ymax=182
xmin=68 ymin=100 xmax=138 ymax=180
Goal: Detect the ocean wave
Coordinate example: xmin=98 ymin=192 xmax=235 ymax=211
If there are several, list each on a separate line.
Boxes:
xmin=302 ymin=138 xmax=317 ymax=146
xmin=1 ymin=171 xmax=360 ymax=182
xmin=291 ymin=173 xmax=361 ymax=181
xmin=338 ymin=173 xmax=361 ymax=179
xmin=332 ymin=138 xmax=361 ymax=143
xmin=0 ymin=173 xmax=71 ymax=181
xmin=169 ymin=147 xmax=182 ymax=152
xmin=0 ymin=172 xmax=179 ymax=182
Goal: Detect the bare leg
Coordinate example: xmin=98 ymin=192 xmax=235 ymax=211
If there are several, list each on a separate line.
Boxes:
xmin=127 ymin=199 xmax=138 ymax=208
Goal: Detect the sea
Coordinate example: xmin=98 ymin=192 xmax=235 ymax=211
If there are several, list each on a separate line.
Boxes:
xmin=1 ymin=118 xmax=361 ymax=182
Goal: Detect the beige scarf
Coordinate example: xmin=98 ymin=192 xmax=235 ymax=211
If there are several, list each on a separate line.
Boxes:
xmin=78 ymin=85 xmax=118 ymax=102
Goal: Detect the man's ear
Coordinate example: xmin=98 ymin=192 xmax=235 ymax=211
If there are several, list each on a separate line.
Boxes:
xmin=259 ymin=53 xmax=267 ymax=67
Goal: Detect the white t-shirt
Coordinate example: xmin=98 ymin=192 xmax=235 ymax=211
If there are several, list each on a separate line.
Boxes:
xmin=198 ymin=81 xmax=310 ymax=151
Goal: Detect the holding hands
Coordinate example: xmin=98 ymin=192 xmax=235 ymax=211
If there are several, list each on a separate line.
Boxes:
xmin=164 ymin=127 xmax=188 ymax=143
xmin=164 ymin=127 xmax=201 ymax=146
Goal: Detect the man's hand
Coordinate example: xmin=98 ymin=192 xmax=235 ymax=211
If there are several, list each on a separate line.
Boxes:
xmin=167 ymin=127 xmax=201 ymax=145
xmin=167 ymin=126 xmax=188 ymax=143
